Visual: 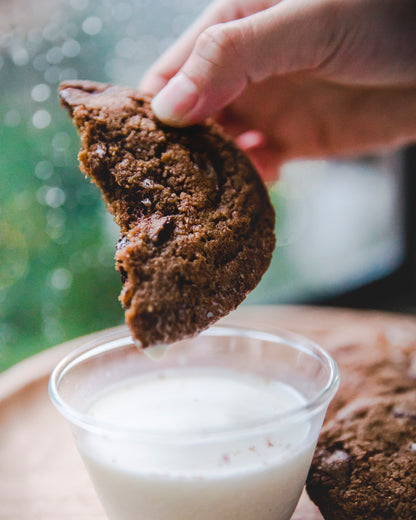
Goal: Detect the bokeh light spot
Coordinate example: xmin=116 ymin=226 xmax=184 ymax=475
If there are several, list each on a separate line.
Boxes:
xmin=31 ymin=83 xmax=51 ymax=102
xmin=43 ymin=316 xmax=64 ymax=343
xmin=52 ymin=132 xmax=71 ymax=151
xmin=49 ymin=268 xmax=73 ymax=290
xmin=42 ymin=22 xmax=63 ymax=42
xmin=61 ymin=38 xmax=81 ymax=58
xmin=82 ymin=16 xmax=102 ymax=35
xmin=35 ymin=160 xmax=54 ymax=180
xmin=45 ymin=186 xmax=66 ymax=208
xmin=11 ymin=47 xmax=30 ymax=66
xmin=46 ymin=207 xmax=67 ymax=239
xmin=32 ymin=109 xmax=51 ymax=129
xmin=46 ymin=46 xmax=64 ymax=65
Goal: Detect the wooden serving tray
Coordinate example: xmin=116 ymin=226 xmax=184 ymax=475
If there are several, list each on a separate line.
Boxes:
xmin=2 ymin=305 xmax=416 ymax=519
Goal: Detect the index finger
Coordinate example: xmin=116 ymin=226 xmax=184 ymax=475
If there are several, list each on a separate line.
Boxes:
xmin=139 ymin=0 xmax=278 ymax=95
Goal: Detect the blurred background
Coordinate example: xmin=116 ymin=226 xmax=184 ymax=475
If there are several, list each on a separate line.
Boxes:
xmin=1 ymin=0 xmax=415 ymax=371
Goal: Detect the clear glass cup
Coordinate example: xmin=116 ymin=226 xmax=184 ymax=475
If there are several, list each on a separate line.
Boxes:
xmin=49 ymin=325 xmax=339 ymax=520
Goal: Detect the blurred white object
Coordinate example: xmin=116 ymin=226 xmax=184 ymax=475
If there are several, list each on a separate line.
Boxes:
xmin=249 ymin=154 xmax=404 ymax=302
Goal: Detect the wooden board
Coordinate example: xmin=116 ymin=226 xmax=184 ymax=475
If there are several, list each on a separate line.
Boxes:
xmin=2 ymin=305 xmax=416 ymax=519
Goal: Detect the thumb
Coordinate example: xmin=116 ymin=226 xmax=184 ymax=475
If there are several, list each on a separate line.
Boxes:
xmin=151 ymin=0 xmax=340 ymax=126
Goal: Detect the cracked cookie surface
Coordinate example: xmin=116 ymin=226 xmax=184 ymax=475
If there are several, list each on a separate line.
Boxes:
xmin=59 ymin=80 xmax=275 ymax=347
xmin=307 ymin=391 xmax=416 ymax=520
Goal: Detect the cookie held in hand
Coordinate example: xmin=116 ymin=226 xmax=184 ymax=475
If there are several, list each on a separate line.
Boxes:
xmin=59 ymin=80 xmax=275 ymax=347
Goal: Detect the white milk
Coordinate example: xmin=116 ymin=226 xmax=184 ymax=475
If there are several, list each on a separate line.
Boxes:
xmin=77 ymin=368 xmax=316 ymax=520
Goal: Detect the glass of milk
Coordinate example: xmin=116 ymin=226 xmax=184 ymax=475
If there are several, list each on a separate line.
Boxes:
xmin=49 ymin=325 xmax=339 ymax=520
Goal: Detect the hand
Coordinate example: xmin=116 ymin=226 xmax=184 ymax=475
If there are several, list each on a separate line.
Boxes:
xmin=140 ymin=0 xmax=416 ymax=179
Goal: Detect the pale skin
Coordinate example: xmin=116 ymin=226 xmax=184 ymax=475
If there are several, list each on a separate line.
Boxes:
xmin=139 ymin=0 xmax=416 ymax=180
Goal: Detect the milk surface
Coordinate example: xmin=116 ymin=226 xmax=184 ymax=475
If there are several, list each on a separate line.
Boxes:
xmin=78 ymin=367 xmax=316 ymax=520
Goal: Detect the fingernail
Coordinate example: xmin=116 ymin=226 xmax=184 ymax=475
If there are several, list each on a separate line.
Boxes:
xmin=151 ymin=73 xmax=199 ymax=126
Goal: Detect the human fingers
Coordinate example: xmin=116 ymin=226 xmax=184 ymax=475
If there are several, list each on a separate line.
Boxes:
xmin=216 ymin=106 xmax=283 ymax=180
xmin=310 ymin=0 xmax=416 ymax=86
xmin=237 ymin=134 xmax=283 ymax=181
xmin=139 ymin=0 xmax=278 ymax=95
xmin=219 ymin=74 xmax=416 ymax=166
xmin=248 ymin=77 xmax=416 ymax=160
xmin=149 ymin=0 xmax=352 ymax=126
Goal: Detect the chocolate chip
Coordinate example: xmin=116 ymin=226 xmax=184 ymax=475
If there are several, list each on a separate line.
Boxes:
xmin=393 ymin=405 xmax=416 ymax=420
xmin=118 ymin=265 xmax=128 ymax=284
xmin=323 ymin=450 xmax=352 ymax=486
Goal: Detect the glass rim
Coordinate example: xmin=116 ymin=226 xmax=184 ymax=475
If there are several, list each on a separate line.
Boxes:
xmin=48 ymin=325 xmax=339 ymax=444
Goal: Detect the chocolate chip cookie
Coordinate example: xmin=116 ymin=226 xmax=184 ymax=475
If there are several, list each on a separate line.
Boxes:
xmin=305 ymin=317 xmax=416 ymax=519
xmin=307 ymin=391 xmax=416 ymax=519
xmin=59 ymin=80 xmax=275 ymax=347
